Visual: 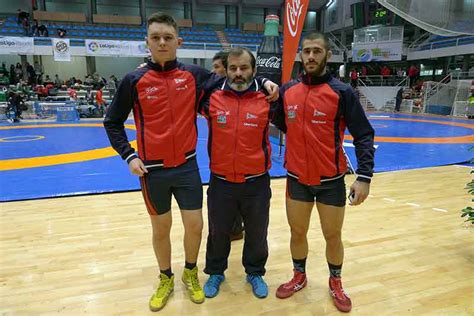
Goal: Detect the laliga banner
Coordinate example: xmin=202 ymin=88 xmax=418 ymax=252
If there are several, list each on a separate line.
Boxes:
xmin=283 ymin=0 xmax=309 ymax=84
xmin=52 ymin=38 xmax=71 ymax=61
xmin=86 ymin=39 xmax=149 ymax=56
xmin=86 ymin=39 xmax=127 ymax=56
xmin=0 ymin=36 xmax=34 ymax=54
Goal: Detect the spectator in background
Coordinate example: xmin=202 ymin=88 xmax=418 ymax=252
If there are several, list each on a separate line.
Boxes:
xmin=0 ymin=72 xmax=10 ymax=86
xmin=14 ymin=63 xmax=23 ymax=83
xmin=381 ymin=65 xmax=390 ymax=85
xmin=106 ymin=75 xmax=117 ymax=95
xmin=395 ymin=87 xmax=403 ymax=112
xmin=350 ymin=67 xmax=358 ymax=88
xmin=54 ymin=74 xmax=62 ymax=86
xmin=38 ymin=24 xmax=49 ymax=37
xmin=31 ymin=20 xmax=39 ymax=36
xmin=0 ymin=63 xmax=7 ymax=76
xmin=34 ymin=61 xmax=43 ymax=83
xmin=57 ymin=28 xmax=67 ymax=38
xmin=361 ymin=65 xmax=368 ymax=77
xmin=17 ymin=9 xmax=29 ymax=25
xmin=9 ymin=64 xmax=16 ymax=84
xmin=43 ymin=75 xmax=53 ymax=84
xmin=26 ymin=62 xmax=36 ymax=84
xmin=408 ymin=64 xmax=418 ymax=87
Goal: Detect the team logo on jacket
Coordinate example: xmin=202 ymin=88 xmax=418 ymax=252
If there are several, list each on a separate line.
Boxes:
xmin=216 ymin=110 xmax=230 ymax=126
xmin=313 ymin=109 xmax=326 ymax=116
xmin=145 ymin=86 xmax=159 ymax=99
xmin=287 ymin=104 xmax=299 ymax=121
xmin=246 ymin=112 xmax=257 ymax=119
xmin=174 ymin=78 xmax=188 ymax=90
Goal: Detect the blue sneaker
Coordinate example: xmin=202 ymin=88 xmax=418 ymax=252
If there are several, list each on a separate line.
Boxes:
xmin=204 ymin=274 xmax=225 ymax=298
xmin=246 ymin=274 xmax=268 ymax=298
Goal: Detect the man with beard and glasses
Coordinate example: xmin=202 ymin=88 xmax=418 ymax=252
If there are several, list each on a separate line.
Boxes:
xmin=273 ymin=33 xmax=375 ymax=312
xmin=200 ymin=47 xmax=278 ymax=299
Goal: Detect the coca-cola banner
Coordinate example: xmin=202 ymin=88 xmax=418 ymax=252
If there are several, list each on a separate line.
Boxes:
xmin=283 ymin=0 xmax=309 ymax=83
xmin=256 ymin=55 xmax=281 ymax=70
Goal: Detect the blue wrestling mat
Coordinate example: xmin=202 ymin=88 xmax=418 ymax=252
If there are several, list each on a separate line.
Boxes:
xmin=0 ymin=114 xmax=473 ymax=202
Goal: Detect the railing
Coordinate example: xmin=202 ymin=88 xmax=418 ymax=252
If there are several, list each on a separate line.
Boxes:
xmin=358 ymin=75 xmax=409 ymax=87
xmin=424 ymin=73 xmax=452 ymax=101
xmin=357 ymin=78 xmax=378 ymax=110
xmin=410 ymin=36 xmax=474 ymax=52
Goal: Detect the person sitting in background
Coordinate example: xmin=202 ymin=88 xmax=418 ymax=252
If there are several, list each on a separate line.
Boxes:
xmin=43 ymin=75 xmax=53 ymax=84
xmin=38 ymin=24 xmax=49 ymax=37
xmin=31 ymin=20 xmax=39 ymax=36
xmin=57 ymin=28 xmax=67 ymax=38
xmin=0 ymin=73 xmax=10 ymax=86
xmin=54 ymin=74 xmax=62 ymax=87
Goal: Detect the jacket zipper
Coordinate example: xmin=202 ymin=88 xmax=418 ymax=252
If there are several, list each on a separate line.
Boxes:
xmin=165 ymin=77 xmax=176 ymax=166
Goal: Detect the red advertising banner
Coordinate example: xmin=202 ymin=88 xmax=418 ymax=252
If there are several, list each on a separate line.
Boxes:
xmin=283 ymin=0 xmax=309 ymax=84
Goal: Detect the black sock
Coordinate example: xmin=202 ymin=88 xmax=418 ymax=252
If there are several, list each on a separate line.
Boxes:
xmin=185 ymin=261 xmax=196 ymax=270
xmin=292 ymin=257 xmax=307 ymax=273
xmin=160 ymin=268 xmax=173 ymax=278
xmin=328 ymin=262 xmax=342 ymax=278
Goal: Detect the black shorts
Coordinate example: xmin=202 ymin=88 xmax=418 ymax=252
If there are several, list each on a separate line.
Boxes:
xmin=140 ymin=158 xmax=203 ymax=215
xmin=286 ymin=175 xmax=346 ymax=207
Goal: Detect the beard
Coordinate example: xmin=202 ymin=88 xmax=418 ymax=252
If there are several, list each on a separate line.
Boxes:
xmin=304 ymin=54 xmax=328 ymax=76
xmin=229 ymin=75 xmax=253 ymax=91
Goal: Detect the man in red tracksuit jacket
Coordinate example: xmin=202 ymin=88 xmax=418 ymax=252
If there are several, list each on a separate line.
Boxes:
xmin=103 ymin=12 xmax=278 ymax=312
xmin=273 ymin=33 xmax=375 ymax=313
xmin=199 ymin=47 xmax=277 ymax=300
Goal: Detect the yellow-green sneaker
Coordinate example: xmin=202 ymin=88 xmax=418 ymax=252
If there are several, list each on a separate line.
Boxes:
xmin=149 ymin=273 xmax=174 ymax=312
xmin=181 ymin=267 xmax=205 ymax=304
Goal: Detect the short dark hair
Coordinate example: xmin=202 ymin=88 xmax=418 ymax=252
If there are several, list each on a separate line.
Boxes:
xmin=301 ymin=32 xmax=330 ymax=51
xmin=213 ymin=51 xmax=229 ymax=68
xmin=147 ymin=12 xmax=178 ymax=34
xmin=227 ymin=46 xmax=256 ymax=70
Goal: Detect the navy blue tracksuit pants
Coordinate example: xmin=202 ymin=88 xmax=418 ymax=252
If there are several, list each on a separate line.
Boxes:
xmin=204 ymin=173 xmax=271 ymax=276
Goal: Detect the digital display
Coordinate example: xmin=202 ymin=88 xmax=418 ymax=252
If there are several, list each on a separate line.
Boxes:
xmin=372 ymin=8 xmax=389 ymax=24
xmin=375 ymin=9 xmax=387 ymax=18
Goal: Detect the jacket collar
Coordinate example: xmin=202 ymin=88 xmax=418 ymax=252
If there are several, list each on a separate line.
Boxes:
xmin=301 ymin=71 xmax=331 ymax=85
xmin=147 ymin=59 xmax=178 ymax=72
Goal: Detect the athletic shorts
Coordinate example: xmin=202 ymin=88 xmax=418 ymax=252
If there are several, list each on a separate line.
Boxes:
xmin=139 ymin=158 xmax=203 ymax=215
xmin=286 ymin=175 xmax=346 ymax=207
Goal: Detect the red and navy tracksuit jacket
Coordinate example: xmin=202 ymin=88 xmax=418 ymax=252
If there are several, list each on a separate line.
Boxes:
xmin=104 ymin=59 xmax=220 ymax=170
xmin=200 ymin=79 xmax=277 ymax=183
xmin=273 ymin=72 xmax=375 ymax=186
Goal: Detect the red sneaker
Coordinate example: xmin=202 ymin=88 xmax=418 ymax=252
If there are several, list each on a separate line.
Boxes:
xmin=329 ymin=277 xmax=352 ymax=312
xmin=275 ymin=270 xmax=307 ymax=299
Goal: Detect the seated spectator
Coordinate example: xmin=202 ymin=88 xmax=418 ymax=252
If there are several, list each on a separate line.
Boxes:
xmin=57 ymin=28 xmax=67 ymax=38
xmin=17 ymin=9 xmax=29 ymax=25
xmin=0 ymin=73 xmax=9 ymax=86
xmin=43 ymin=75 xmax=53 ymax=84
xmin=38 ymin=24 xmax=49 ymax=37
xmin=54 ymin=74 xmax=63 ymax=87
xmin=31 ymin=20 xmax=39 ymax=36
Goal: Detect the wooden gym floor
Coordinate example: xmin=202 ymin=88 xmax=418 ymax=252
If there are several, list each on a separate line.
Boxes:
xmin=1 ymin=165 xmax=473 ymax=315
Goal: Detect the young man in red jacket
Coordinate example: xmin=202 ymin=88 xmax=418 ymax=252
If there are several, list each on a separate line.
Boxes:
xmin=200 ymin=47 xmax=278 ymax=299
xmin=274 ymin=33 xmax=375 ymax=313
xmin=104 ymin=13 xmax=278 ymax=312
